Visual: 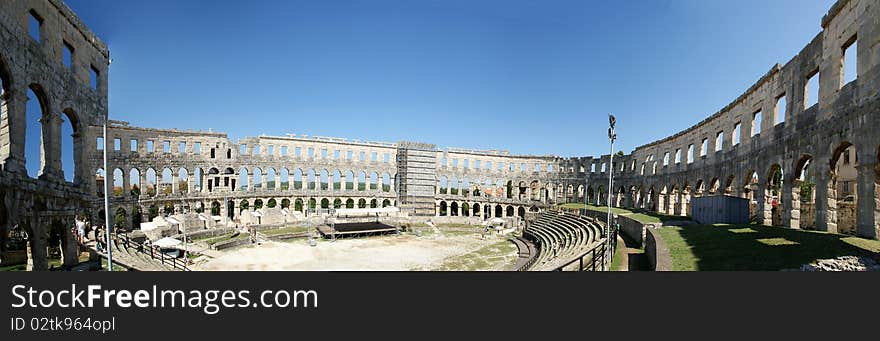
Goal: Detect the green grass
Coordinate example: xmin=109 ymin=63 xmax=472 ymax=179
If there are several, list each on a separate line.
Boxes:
xmin=559 ymin=203 xmax=689 ymax=225
xmin=657 ymin=224 xmax=880 ymax=271
xmin=262 ymin=226 xmax=312 ymax=237
xmin=417 ymin=239 xmax=518 ymax=271
xmin=610 ymin=237 xmax=625 ymax=271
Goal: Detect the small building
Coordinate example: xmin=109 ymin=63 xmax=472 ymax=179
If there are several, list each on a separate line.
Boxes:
xmin=691 ymin=195 xmax=749 ymax=225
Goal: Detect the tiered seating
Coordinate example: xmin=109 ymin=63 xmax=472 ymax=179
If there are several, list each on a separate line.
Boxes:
xmin=522 ymin=211 xmax=607 ymax=271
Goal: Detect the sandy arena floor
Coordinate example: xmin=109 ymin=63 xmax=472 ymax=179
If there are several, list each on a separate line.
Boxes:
xmin=196 ymin=232 xmax=514 ymax=271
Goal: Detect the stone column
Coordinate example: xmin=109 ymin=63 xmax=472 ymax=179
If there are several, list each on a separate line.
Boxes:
xmin=856 ymin=163 xmax=878 ymax=239
xmin=188 ymin=174 xmax=196 ymax=193
xmin=71 ymin=132 xmax=83 ymax=185
xmin=61 ymin=217 xmax=78 ymax=267
xmin=29 ymin=218 xmax=48 ymax=271
xmin=39 ymin=114 xmax=64 ymax=180
xmin=122 ymin=169 xmax=130 ymax=196
xmin=247 ymin=173 xmax=254 ymax=191
xmin=786 ymin=179 xmax=801 ymax=229
xmin=0 ymin=90 xmax=23 ymax=173
xmin=139 ymin=171 xmax=147 ymax=197
xmin=815 ymin=170 xmax=837 ymax=233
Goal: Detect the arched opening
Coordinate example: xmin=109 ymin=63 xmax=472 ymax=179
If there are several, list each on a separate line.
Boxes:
xmin=766 ymin=164 xmax=783 ymax=226
xmin=369 ymin=199 xmax=377 ymax=208
xmin=794 ymin=155 xmax=816 ymax=229
xmin=114 ymin=207 xmax=128 ymax=232
xmin=254 ymin=199 xmax=264 ymax=210
xmin=382 ymin=199 xmax=390 ymax=208
xmin=357 ymin=171 xmax=366 ymax=191
xmin=495 ymin=205 xmax=503 ymax=218
xmin=253 ymin=168 xmax=263 ymax=190
xmin=473 ymin=203 xmax=481 ymax=218
xmin=333 ymin=170 xmax=342 ymax=191
xmin=742 ymin=170 xmax=758 ymax=222
xmin=281 ymin=198 xmax=290 ymax=209
xmin=163 ymin=202 xmax=174 ymax=216
xmin=307 ymin=169 xmax=316 ymax=190
xmin=827 ymin=143 xmax=858 ymax=234
xmin=439 ymin=176 xmax=448 ymax=195
xmin=345 ymin=170 xmax=354 ymax=191
xmin=345 ymin=198 xmax=354 ymax=209
xmin=450 ymin=202 xmax=459 ymax=216
xmin=333 ymin=198 xmax=342 ymax=209
xmin=239 ymin=167 xmax=249 ymax=190
xmin=129 ymin=168 xmax=141 ymax=197
xmin=211 ymin=201 xmax=221 ymax=216
xmin=439 ymin=201 xmax=447 ymax=216
xmin=293 ymin=169 xmax=303 ymax=190
xmin=95 ymin=168 xmax=105 ymax=196
xmin=267 ymin=198 xmax=277 ymax=208
xmin=112 ymin=168 xmax=123 ymax=197
xmin=280 ymin=168 xmax=290 ymax=190
xmin=518 ymin=207 xmax=525 ymax=218
xmin=320 ymin=169 xmax=329 ymax=191
xmin=148 ymin=204 xmax=159 ymax=221
xmin=506 ymin=206 xmax=514 ymax=217
xmin=25 ymin=86 xmax=48 ymax=178
xmin=382 ymin=173 xmax=391 ymax=192
xmin=131 ymin=206 xmax=142 ymax=229
xmin=161 ymin=168 xmax=173 ymax=194
xmin=239 ymin=200 xmax=250 ymax=214
xmin=177 ymin=168 xmax=189 ymax=194
xmin=357 ymin=198 xmax=366 ymax=209
xmin=462 ymin=203 xmax=470 ymax=216
xmin=266 ymin=168 xmax=277 ymax=191
xmin=60 ymin=109 xmax=79 ymax=183
xmin=294 ymin=199 xmax=304 ymax=212
xmin=370 ymin=172 xmax=379 ymax=191
xmin=227 ymin=200 xmax=235 ymax=218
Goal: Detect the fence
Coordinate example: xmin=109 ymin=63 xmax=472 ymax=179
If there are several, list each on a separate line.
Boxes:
xmin=118 ymin=234 xmax=191 ymax=271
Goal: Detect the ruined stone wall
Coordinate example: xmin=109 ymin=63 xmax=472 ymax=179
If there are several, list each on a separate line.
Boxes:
xmin=567 ymin=0 xmax=880 ymax=240
xmin=0 ymin=0 xmax=109 ymax=269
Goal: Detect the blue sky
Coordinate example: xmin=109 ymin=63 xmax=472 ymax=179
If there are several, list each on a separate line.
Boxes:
xmin=53 ymin=0 xmax=833 ymax=166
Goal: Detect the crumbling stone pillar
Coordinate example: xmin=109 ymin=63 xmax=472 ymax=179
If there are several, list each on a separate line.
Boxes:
xmin=787 ymin=179 xmax=802 ymax=229
xmin=814 ymin=170 xmax=833 ymax=233
xmin=4 ymin=90 xmax=28 ymax=175
xmin=856 ymin=163 xmax=878 ymax=239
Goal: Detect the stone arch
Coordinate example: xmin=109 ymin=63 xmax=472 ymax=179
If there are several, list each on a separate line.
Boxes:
xmin=765 ymin=164 xmax=784 ymax=226
xmin=293 ymin=168 xmax=304 ymax=190
xmin=24 ymin=84 xmax=51 ymax=178
xmin=825 ymin=141 xmax=858 ymax=234
xmin=60 ymin=108 xmax=81 ymax=183
xmin=129 ymin=167 xmax=141 ymax=197
xmin=238 ymin=167 xmax=249 ymax=191
xmin=439 ymin=201 xmax=448 ymax=216
xmin=793 ymin=154 xmax=816 ymax=229
xmin=332 ymin=170 xmax=342 ymax=191
xmin=306 ymin=168 xmax=316 ymax=190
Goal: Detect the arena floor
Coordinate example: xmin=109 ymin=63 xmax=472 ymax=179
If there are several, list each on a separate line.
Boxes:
xmin=195 ymin=230 xmax=518 ymax=271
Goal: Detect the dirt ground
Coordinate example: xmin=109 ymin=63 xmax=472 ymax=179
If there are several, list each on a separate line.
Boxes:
xmin=195 ymin=231 xmax=517 ymax=271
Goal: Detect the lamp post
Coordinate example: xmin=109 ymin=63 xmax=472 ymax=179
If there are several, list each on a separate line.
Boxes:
xmin=606 ymin=114 xmax=617 ymax=271
xmin=103 ymin=123 xmax=113 ymax=271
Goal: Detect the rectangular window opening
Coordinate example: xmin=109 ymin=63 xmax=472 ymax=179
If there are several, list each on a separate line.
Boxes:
xmin=843 ymin=36 xmax=858 ymax=86
xmin=805 ymin=69 xmax=819 ymax=108
xmin=776 ymin=94 xmax=786 ymax=125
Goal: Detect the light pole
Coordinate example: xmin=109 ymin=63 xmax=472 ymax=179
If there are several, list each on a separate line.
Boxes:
xmin=606 ymin=114 xmax=617 ymax=271
xmin=103 ymin=123 xmax=113 ymax=271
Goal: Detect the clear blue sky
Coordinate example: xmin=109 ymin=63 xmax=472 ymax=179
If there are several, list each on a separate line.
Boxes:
xmin=58 ymin=0 xmax=833 ymax=161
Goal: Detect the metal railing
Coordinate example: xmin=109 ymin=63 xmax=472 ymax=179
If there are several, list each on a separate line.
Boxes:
xmin=118 ymin=234 xmax=191 ymax=271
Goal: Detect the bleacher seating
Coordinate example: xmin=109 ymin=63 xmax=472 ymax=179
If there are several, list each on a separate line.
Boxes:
xmin=522 ymin=210 xmax=607 ymax=271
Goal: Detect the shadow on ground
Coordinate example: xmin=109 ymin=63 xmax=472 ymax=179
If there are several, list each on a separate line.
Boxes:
xmin=665 ymin=224 xmax=880 ymax=271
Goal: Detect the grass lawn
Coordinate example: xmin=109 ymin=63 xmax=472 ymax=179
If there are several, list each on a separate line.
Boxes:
xmin=418 ymin=239 xmax=518 ymax=271
xmin=609 ymin=237 xmax=625 ymax=271
xmin=559 ymin=203 xmax=688 ymax=225
xmin=657 ymin=224 xmax=880 ymax=270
